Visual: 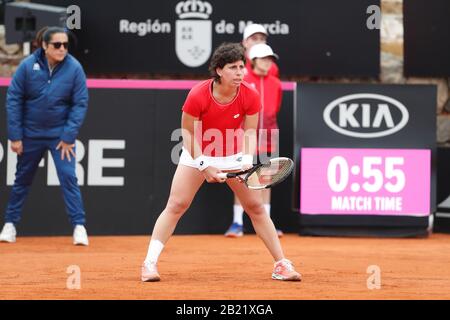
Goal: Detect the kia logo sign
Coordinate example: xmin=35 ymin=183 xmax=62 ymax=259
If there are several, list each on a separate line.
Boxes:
xmin=323 ymin=93 xmax=409 ymax=138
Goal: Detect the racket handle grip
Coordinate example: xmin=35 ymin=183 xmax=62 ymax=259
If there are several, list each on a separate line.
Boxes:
xmin=217 ymin=173 xmax=228 ymax=179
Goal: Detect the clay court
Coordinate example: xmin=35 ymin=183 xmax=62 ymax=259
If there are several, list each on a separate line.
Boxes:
xmin=1 ymin=233 xmax=450 ymax=300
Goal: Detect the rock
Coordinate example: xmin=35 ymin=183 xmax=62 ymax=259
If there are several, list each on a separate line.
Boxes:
xmin=381 ymin=13 xmax=404 ymax=43
xmin=381 ymin=0 xmax=403 ymax=15
xmin=380 ymin=52 xmax=404 ymax=83
xmin=438 ymin=114 xmax=450 ymax=144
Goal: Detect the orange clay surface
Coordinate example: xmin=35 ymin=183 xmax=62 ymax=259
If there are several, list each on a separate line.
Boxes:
xmin=1 ymin=234 xmax=450 ymax=300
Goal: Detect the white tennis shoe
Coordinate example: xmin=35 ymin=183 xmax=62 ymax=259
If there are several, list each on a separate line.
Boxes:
xmin=0 ymin=223 xmax=16 ymax=243
xmin=73 ymin=225 xmax=89 ymax=246
xmin=141 ymin=261 xmax=161 ymax=282
xmin=272 ymin=258 xmax=302 ymax=281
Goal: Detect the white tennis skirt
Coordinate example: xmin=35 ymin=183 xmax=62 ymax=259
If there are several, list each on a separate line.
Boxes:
xmin=179 ymin=147 xmax=243 ymax=171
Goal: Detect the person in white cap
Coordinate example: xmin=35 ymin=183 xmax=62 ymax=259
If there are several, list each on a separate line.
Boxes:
xmin=241 ymin=23 xmax=279 ymax=78
xmin=225 ymin=43 xmax=284 ymax=238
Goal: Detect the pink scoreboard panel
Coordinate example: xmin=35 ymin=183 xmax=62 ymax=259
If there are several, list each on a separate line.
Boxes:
xmin=300 ymin=148 xmax=431 ymax=217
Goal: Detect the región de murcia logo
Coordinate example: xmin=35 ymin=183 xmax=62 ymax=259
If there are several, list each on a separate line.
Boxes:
xmin=175 ymin=0 xmax=213 ymax=67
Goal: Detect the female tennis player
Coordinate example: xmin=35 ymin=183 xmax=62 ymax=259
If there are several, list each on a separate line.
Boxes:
xmin=141 ymin=42 xmax=301 ymax=282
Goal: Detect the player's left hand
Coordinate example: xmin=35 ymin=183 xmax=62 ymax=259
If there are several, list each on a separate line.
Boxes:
xmin=56 ymin=141 xmax=76 ymax=162
xmin=202 ymin=166 xmax=227 ymax=183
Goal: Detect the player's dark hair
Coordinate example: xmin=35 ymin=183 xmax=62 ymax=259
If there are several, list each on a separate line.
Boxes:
xmin=34 ymin=26 xmax=49 ymax=49
xmin=42 ymin=26 xmax=67 ymax=44
xmin=209 ymin=42 xmax=246 ymax=83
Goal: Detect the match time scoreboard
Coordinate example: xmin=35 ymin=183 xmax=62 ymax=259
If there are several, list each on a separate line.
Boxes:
xmin=300 ymin=148 xmax=430 ymax=216
xmin=294 ymin=84 xmax=436 ymax=235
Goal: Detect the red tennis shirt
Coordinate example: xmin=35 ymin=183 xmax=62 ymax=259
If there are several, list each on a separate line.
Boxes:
xmin=182 ymin=79 xmax=261 ymax=157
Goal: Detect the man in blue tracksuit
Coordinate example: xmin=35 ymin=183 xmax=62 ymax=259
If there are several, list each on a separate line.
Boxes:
xmin=0 ymin=27 xmax=89 ymax=245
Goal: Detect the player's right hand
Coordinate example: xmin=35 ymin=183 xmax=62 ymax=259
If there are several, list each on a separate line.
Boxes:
xmin=202 ymin=166 xmax=227 ymax=184
xmin=10 ymin=140 xmax=23 ymax=156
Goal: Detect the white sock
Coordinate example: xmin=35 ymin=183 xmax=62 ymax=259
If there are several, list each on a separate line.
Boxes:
xmin=144 ymin=239 xmax=164 ymax=265
xmin=264 ymin=204 xmax=271 ymax=218
xmin=233 ymin=205 xmax=244 ymax=225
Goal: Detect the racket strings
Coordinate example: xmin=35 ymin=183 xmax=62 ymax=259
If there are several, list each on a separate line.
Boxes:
xmin=248 ymin=159 xmax=293 ymax=187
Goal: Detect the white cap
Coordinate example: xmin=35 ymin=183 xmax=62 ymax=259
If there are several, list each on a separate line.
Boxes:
xmin=248 ymin=43 xmax=279 ymax=60
xmin=243 ymin=24 xmax=268 ymax=41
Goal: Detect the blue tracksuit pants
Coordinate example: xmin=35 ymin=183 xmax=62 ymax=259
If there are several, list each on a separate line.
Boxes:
xmin=4 ymin=138 xmax=85 ymax=226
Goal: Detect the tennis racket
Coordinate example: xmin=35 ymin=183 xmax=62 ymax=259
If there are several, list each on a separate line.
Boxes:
xmin=217 ymin=157 xmax=294 ymax=190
